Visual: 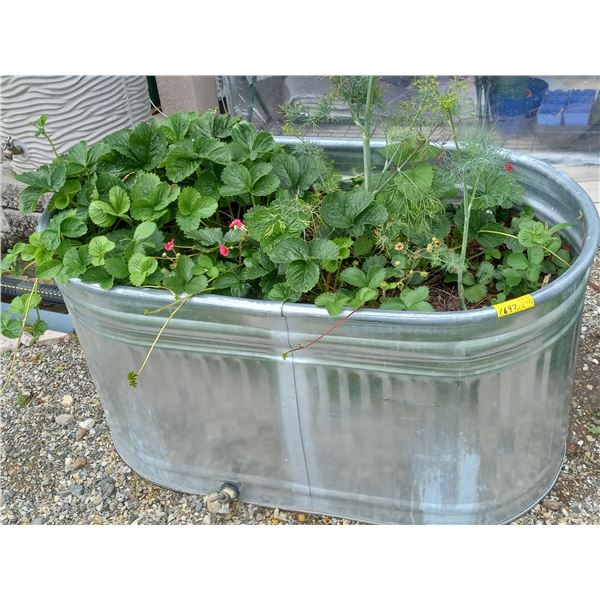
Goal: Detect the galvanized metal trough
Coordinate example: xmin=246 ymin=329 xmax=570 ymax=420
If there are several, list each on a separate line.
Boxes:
xmin=56 ymin=141 xmax=600 ymax=524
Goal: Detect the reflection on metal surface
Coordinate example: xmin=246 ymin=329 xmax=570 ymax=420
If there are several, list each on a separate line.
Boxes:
xmin=57 ymin=143 xmax=599 ymax=524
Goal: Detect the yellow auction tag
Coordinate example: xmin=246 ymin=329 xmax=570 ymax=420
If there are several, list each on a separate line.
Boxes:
xmin=493 ymin=294 xmax=535 ymax=318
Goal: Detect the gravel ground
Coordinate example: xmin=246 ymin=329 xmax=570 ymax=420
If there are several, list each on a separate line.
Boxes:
xmin=1 ymin=254 xmax=599 ymax=526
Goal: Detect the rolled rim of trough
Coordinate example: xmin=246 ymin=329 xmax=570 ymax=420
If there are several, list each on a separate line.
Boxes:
xmin=41 ymin=143 xmax=600 ymax=324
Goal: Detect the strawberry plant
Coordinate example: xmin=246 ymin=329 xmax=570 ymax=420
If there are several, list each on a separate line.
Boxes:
xmin=1 ymin=77 xmax=574 ymax=390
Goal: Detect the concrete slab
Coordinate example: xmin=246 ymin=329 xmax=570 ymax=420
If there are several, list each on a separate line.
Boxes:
xmin=0 ymin=330 xmax=70 ymax=354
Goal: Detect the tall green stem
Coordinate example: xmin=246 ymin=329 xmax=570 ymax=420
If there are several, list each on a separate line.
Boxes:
xmin=0 ymin=279 xmax=40 ymax=396
xmin=457 ymin=174 xmax=480 ymax=310
xmin=133 ymin=295 xmax=191 ymax=383
xmin=457 ymin=175 xmax=479 ymax=310
xmin=457 ymin=195 xmax=471 ymax=311
xmin=447 ymin=109 xmax=459 ymax=150
xmin=43 ymin=132 xmax=60 ymax=159
xmin=362 ymin=76 xmax=377 ymax=193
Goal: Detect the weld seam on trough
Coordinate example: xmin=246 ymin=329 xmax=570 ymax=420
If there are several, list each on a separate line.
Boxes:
xmin=282 ymin=306 xmax=314 ymax=512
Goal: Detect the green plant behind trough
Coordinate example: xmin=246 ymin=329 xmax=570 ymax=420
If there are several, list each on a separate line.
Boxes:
xmin=1 ymin=77 xmax=572 ymax=388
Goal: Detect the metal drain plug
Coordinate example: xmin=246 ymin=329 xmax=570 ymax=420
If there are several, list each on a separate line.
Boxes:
xmin=206 ymin=482 xmax=240 ymax=514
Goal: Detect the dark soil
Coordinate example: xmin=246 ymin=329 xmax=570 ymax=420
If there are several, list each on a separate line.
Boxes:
xmin=428 ymin=282 xmax=462 ymax=311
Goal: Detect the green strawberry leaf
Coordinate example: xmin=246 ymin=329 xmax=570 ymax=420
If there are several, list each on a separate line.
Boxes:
xmin=527 ymin=245 xmax=545 ymax=266
xmin=476 ymin=262 xmax=495 ymax=285
xmin=184 ymin=275 xmax=208 ymax=294
xmin=526 ymin=265 xmax=541 ymax=282
xmin=399 ymin=286 xmax=432 ymax=310
xmin=164 ymin=140 xmax=201 ymax=183
xmin=223 ymin=228 xmax=246 ymax=244
xmin=464 ymin=283 xmax=487 ymax=303
xmin=128 ymin=253 xmax=158 ymax=286
xmin=266 ymin=283 xmax=302 ymax=302
xmin=176 ymin=255 xmax=194 ymax=283
xmin=244 ymin=195 xmax=311 ymax=245
xmin=506 ymin=251 xmax=529 ymax=270
xmin=57 ymin=212 xmax=87 ymax=238
xmin=314 ymin=291 xmax=353 ymax=316
xmin=175 ymin=187 xmax=218 ymax=232
xmin=1 ymin=312 xmax=22 ymax=338
xmin=501 ymin=268 xmax=524 ymax=287
xmin=194 ymin=171 xmax=220 ymax=199
xmin=193 ymin=137 xmax=231 ymax=164
xmin=104 ymin=256 xmax=129 ymax=279
xmin=17 ymin=186 xmax=47 ymax=214
xmin=286 ymin=259 xmax=320 ymax=293
xmin=349 ymin=203 xmax=388 ymax=236
xmin=340 ymin=267 xmax=368 ymax=288
xmin=268 ymin=237 xmax=309 ymax=263
xmin=16 ymin=164 xmax=66 ymax=212
xmin=89 ymin=186 xmax=131 ymax=227
xmin=308 ymin=239 xmax=339 ymax=261
xmin=50 ymin=179 xmax=81 ymax=210
xmin=381 ymin=286 xmax=433 ymax=311
xmin=395 ymin=162 xmax=433 ymax=198
xmin=0 ymin=243 xmax=25 ymax=271
xmin=186 ymin=227 xmax=223 ymax=246
xmin=517 ymin=220 xmax=552 ymax=248
xmin=9 ymin=292 xmax=42 ymax=315
xmin=160 ymin=112 xmax=193 ymax=143
xmin=89 ymin=236 xmax=116 ymax=266
xmin=350 ymin=287 xmax=379 ymax=307
xmin=271 ymin=152 xmax=326 ymax=196
xmin=36 ymin=259 xmax=63 ymax=280
xmin=271 ymin=152 xmax=300 ymax=192
xmin=477 ymin=222 xmax=507 ymax=248
xmin=30 ymin=318 xmax=48 ymax=339
xmin=220 ymin=164 xmax=253 ymax=196
xmin=321 ymin=189 xmax=374 ymax=229
xmin=80 ymin=266 xmax=114 ymax=289
xmin=125 ymin=121 xmax=168 ymax=171
xmin=229 ymin=122 xmax=277 ymax=161
xmin=130 ymin=173 xmax=180 ymax=221
xmin=366 ymin=266 xmax=387 ymax=289
xmin=41 ymin=209 xmax=87 ymax=251
xmin=133 ymin=221 xmax=157 ymax=242
xmin=250 ymin=163 xmax=279 ymax=196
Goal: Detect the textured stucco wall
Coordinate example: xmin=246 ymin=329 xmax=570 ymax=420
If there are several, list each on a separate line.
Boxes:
xmin=0 ymin=76 xmax=151 ymax=174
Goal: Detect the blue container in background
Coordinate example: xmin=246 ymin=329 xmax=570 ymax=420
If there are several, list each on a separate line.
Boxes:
xmin=490 ymin=77 xmax=549 ymax=134
xmin=567 ymin=89 xmax=596 ymax=104
xmin=563 ymin=89 xmax=597 ymax=127
xmin=537 ymin=90 xmax=569 ymax=126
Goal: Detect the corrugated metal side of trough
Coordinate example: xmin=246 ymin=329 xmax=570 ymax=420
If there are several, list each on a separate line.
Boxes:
xmin=56 ymin=140 xmax=599 ymax=524
xmin=59 ymin=283 xmax=311 ymax=510
xmin=279 ymin=140 xmax=599 ymax=523
xmin=283 ymin=263 xmax=586 ymax=524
